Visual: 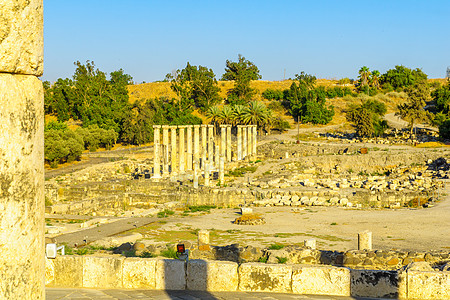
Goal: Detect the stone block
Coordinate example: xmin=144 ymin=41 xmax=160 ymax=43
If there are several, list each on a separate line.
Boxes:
xmin=51 ymin=256 xmax=83 ymax=287
xmin=122 ymin=258 xmax=157 ymax=289
xmin=0 ymin=74 xmax=44 ymax=299
xmin=0 ymin=0 xmax=43 ymax=75
xmin=45 ymin=258 xmax=54 ymax=286
xmin=238 ymin=263 xmax=292 ymax=293
xmin=292 ymin=265 xmax=350 ymax=296
xmin=407 ymin=271 xmax=450 ymax=300
xmin=187 ymin=259 xmax=238 ymax=291
xmin=83 ymin=256 xmax=124 ymax=288
xmin=155 ymin=259 xmax=186 ymax=290
xmin=350 ymin=269 xmax=399 ymax=299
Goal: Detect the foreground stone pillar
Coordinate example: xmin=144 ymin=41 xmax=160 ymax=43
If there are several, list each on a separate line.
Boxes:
xmin=247 ymin=126 xmax=252 ymax=157
xmin=162 ymin=125 xmax=169 ymax=176
xmin=207 ymin=125 xmax=214 ymax=164
xmin=220 ymin=125 xmax=226 ymax=160
xmin=242 ymin=125 xmax=247 ymax=158
xmin=215 ymin=142 xmax=220 ymax=169
xmin=186 ymin=125 xmax=193 ymax=170
xmin=170 ymin=126 xmax=177 ymax=174
xmin=219 ymin=157 xmax=225 ymax=185
xmin=198 ymin=230 xmax=210 ymax=250
xmin=152 ymin=125 xmax=161 ymax=178
xmin=358 ymin=230 xmax=372 ymax=250
xmin=0 ymin=1 xmax=45 ymax=298
xmin=178 ymin=126 xmax=185 ymax=173
xmin=193 ymin=161 xmax=199 ymax=189
xmin=237 ymin=126 xmax=242 ymax=160
xmin=252 ymin=125 xmax=257 ymax=156
xmin=201 ymin=125 xmax=207 ymax=169
xmin=204 ymin=162 xmax=210 ymax=186
xmin=193 ymin=125 xmax=200 ymax=169
xmin=226 ymin=125 xmax=232 ymax=162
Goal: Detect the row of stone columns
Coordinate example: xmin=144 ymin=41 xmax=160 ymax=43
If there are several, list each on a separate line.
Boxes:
xmin=153 ymin=124 xmax=257 ymax=180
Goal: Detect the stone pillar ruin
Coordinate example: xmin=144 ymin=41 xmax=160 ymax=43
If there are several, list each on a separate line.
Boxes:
xmin=178 ymin=126 xmax=185 ymax=173
xmin=237 ymin=125 xmax=242 ymax=161
xmin=358 ymin=230 xmax=372 ymax=250
xmin=162 ymin=125 xmax=169 ymax=176
xmin=214 ymin=142 xmax=220 ymax=169
xmin=252 ymin=125 xmax=257 ymax=156
xmin=0 ymin=0 xmax=45 ymax=298
xmin=220 ymin=125 xmax=226 ymax=160
xmin=207 ymin=125 xmax=214 ymax=165
xmin=247 ymin=126 xmax=252 ymax=157
xmin=201 ymin=125 xmax=207 ymax=169
xmin=193 ymin=161 xmax=199 ymax=189
xmin=204 ymin=162 xmax=210 ymax=186
xmin=186 ymin=125 xmax=193 ymax=170
xmin=226 ymin=125 xmax=232 ymax=162
xmin=219 ymin=157 xmax=225 ymax=185
xmin=242 ymin=125 xmax=247 ymax=159
xmin=152 ymin=125 xmax=161 ymax=178
xmin=193 ymin=125 xmax=200 ymax=169
xmin=170 ymin=126 xmax=177 ymax=174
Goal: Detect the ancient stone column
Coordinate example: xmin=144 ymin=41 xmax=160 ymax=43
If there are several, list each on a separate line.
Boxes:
xmin=178 ymin=126 xmax=185 ymax=173
xmin=220 ymin=125 xmax=226 ymax=160
xmin=162 ymin=125 xmax=169 ymax=176
xmin=208 ymin=125 xmax=214 ymax=164
xmin=0 ymin=1 xmax=45 ymax=298
xmin=198 ymin=229 xmax=210 ymax=250
xmin=358 ymin=230 xmax=372 ymax=250
xmin=193 ymin=161 xmax=199 ymax=189
xmin=186 ymin=125 xmax=193 ymax=171
xmin=226 ymin=125 xmax=232 ymax=162
xmin=247 ymin=126 xmax=253 ymax=157
xmin=215 ymin=142 xmax=220 ymax=169
xmin=237 ymin=125 xmax=242 ymax=160
xmin=193 ymin=125 xmax=200 ymax=169
xmin=170 ymin=126 xmax=177 ymax=174
xmin=304 ymin=239 xmax=316 ymax=249
xmin=242 ymin=125 xmax=247 ymax=159
xmin=219 ymin=157 xmax=225 ymax=185
xmin=253 ymin=125 xmax=257 ymax=156
xmin=201 ymin=125 xmax=207 ymax=169
xmin=152 ymin=125 xmax=161 ymax=178
xmin=204 ymin=162 xmax=210 ymax=186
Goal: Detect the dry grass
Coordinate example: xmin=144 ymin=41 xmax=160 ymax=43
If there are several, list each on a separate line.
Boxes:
xmin=415 ymin=142 xmax=449 ymax=148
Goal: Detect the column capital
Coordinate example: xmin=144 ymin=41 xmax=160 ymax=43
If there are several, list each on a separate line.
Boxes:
xmin=193 ymin=124 xmax=200 ymax=128
xmin=153 ymin=125 xmax=161 ymax=129
xmin=178 ymin=125 xmax=187 ymax=129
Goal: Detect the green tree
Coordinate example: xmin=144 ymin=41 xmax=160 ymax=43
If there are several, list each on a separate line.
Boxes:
xmin=370 ymin=70 xmax=381 ymax=89
xmin=432 ymin=80 xmax=450 ymax=115
xmin=221 ymin=54 xmax=261 ymax=104
xmin=347 ymin=99 xmax=388 ymax=137
xmin=396 ymin=82 xmax=431 ymax=137
xmin=358 ymin=66 xmax=371 ymax=87
xmin=381 ymin=65 xmax=428 ymax=90
xmin=167 ymin=63 xmax=221 ymax=112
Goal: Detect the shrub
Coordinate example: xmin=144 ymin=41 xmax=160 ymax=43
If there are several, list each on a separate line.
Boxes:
xmin=268 ymin=243 xmax=284 ymax=250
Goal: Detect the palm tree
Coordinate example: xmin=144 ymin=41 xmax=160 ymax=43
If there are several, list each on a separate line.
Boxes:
xmin=231 ymin=104 xmax=247 ymax=125
xmin=219 ymin=105 xmax=234 ymax=125
xmin=206 ymin=105 xmax=222 ymax=133
xmin=370 ymin=70 xmax=381 ymax=89
xmin=358 ymin=66 xmax=371 ymax=87
xmin=241 ymin=101 xmax=271 ymax=134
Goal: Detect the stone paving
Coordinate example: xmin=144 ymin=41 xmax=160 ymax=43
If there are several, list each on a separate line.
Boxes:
xmin=46 ymin=288 xmax=387 ymax=300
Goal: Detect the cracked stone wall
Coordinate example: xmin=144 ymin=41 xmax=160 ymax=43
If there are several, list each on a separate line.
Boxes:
xmin=0 ymin=0 xmax=44 ymax=299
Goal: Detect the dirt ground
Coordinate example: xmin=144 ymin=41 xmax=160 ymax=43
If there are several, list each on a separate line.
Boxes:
xmin=150 ymin=185 xmax=449 ymax=252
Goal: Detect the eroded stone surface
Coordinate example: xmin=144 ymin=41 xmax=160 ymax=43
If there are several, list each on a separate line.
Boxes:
xmin=292 ymin=265 xmax=350 ymax=296
xmin=238 ymin=263 xmax=292 ymax=293
xmin=83 ymin=257 xmax=124 ymax=288
xmin=350 ymin=269 xmax=399 ymax=298
xmin=52 ymin=256 xmax=83 ymax=288
xmin=0 ymin=74 xmax=44 ymax=299
xmin=155 ymin=259 xmax=186 ymax=290
xmin=0 ymin=0 xmax=43 ymax=75
xmin=407 ymin=271 xmax=450 ymax=300
xmin=122 ymin=257 xmax=157 ymax=289
xmin=187 ymin=259 xmax=238 ymax=291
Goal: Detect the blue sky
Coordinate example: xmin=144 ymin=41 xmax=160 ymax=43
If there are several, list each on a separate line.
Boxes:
xmin=43 ymin=0 xmax=450 ymax=83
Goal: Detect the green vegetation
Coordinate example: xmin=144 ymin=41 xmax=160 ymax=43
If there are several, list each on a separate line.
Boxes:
xmin=276 ymin=257 xmax=288 ymax=264
xmin=268 ymin=243 xmax=285 ymax=250
xmin=380 ymin=65 xmax=428 ymax=91
xmin=160 ymin=247 xmax=178 ymax=259
xmin=226 ymin=165 xmax=257 ymax=177
xmin=346 ymin=99 xmax=388 ymax=137
xmin=157 ymin=210 xmax=175 ymax=218
xmin=221 ymin=54 xmax=261 ymax=105
xmin=184 ymin=205 xmax=217 ymax=213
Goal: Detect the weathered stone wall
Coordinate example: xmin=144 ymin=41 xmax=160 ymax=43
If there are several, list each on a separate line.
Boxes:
xmin=0 ymin=1 xmax=44 ymax=299
xmin=45 ymin=256 xmax=450 ymax=299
